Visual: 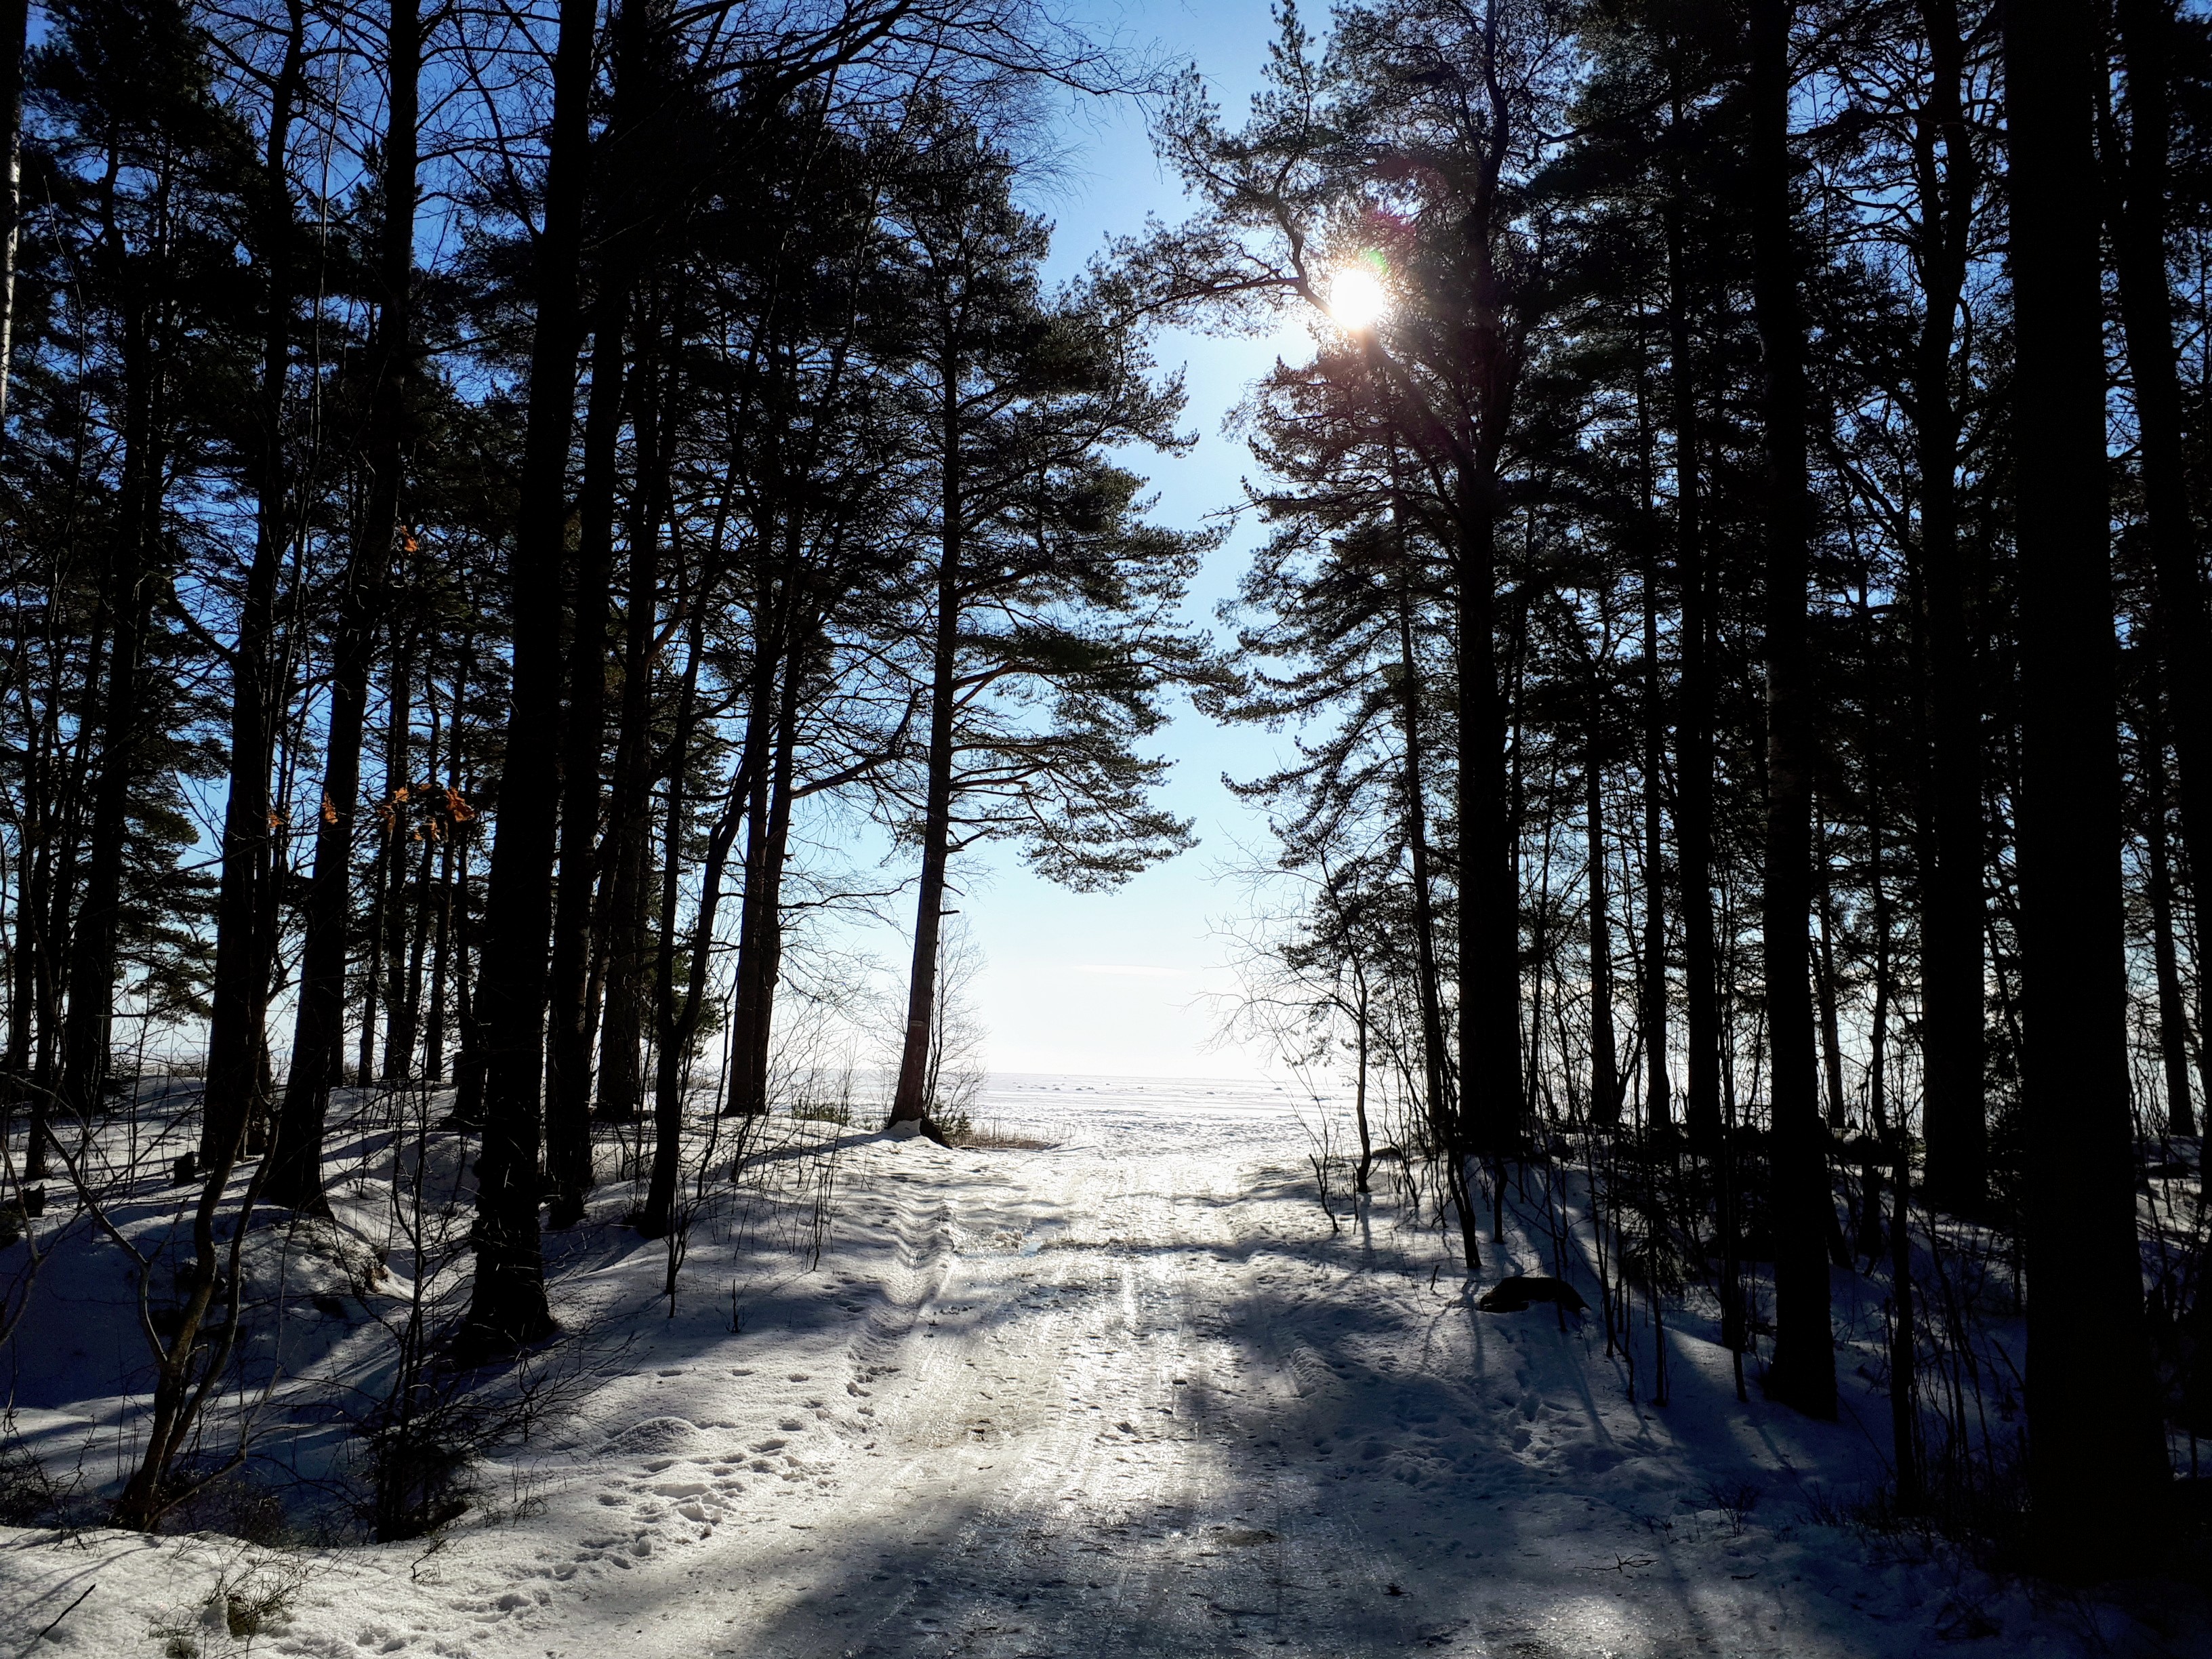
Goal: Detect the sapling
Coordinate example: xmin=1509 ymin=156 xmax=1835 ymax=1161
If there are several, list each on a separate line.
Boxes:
xmin=53 ymin=1074 xmax=275 ymax=1529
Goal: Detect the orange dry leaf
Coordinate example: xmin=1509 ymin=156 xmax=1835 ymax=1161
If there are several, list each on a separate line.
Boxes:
xmin=321 ymin=794 xmax=338 ymax=824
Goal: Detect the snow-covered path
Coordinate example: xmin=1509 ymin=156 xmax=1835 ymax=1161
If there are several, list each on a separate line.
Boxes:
xmin=1 ymin=1078 xmax=2193 ymax=1656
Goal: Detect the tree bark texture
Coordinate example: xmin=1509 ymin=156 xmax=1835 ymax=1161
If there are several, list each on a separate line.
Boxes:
xmin=1912 ymin=0 xmax=1988 ymax=1215
xmin=457 ymin=0 xmax=598 ymax=1363
xmin=1750 ymin=0 xmax=1835 ymax=1420
xmin=2003 ymin=0 xmax=2171 ymax=1563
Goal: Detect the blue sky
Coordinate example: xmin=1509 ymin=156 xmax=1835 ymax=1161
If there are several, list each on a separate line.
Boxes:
xmin=944 ymin=0 xmax=1316 ymax=1078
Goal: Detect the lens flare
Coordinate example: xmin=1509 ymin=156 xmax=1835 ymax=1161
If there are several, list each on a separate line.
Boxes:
xmin=1327 ymin=262 xmax=1389 ymax=330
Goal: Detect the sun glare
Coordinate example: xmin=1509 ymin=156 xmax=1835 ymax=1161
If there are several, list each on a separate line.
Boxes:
xmin=1327 ymin=262 xmax=1390 ymax=331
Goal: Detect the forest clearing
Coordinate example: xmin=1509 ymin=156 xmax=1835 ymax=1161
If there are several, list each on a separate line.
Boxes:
xmin=0 ymin=1077 xmax=2200 ymax=1657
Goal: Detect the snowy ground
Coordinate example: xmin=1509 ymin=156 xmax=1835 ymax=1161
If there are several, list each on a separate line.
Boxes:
xmin=0 ymin=1073 xmax=2203 ymax=1657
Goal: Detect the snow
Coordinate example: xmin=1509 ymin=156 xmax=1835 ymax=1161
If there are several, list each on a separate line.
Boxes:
xmin=0 ymin=1073 xmax=2197 ymax=1656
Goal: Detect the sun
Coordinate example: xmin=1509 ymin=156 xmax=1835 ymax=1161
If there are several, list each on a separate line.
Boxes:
xmin=1326 ymin=261 xmax=1390 ymax=331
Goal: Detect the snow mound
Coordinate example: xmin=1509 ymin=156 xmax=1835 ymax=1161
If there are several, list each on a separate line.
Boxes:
xmin=603 ymin=1416 xmax=701 ymax=1455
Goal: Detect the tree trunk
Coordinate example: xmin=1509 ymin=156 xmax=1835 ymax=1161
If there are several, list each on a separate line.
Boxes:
xmin=729 ymin=621 xmax=806 ymax=1119
xmin=638 ymin=607 xmax=733 ymax=1236
xmin=1391 ymin=498 xmax=1454 ymax=1140
xmin=1912 ymin=0 xmax=1988 ymax=1216
xmin=1586 ymin=670 xmax=1620 ymax=1127
xmin=1664 ymin=116 xmax=1720 ymax=1148
xmin=890 ymin=386 xmax=961 ymax=1129
xmin=457 ymin=0 xmax=598 ymax=1365
xmin=545 ymin=287 xmax=630 ymax=1227
xmin=201 ymin=0 xmax=307 ymax=1167
xmin=1641 ymin=450 xmax=1672 ymax=1134
xmin=1887 ymin=1129 xmax=1920 ymax=1511
xmin=594 ymin=432 xmax=665 ymax=1124
xmin=0 ymin=0 xmax=28 ymax=426
xmin=1351 ymin=960 xmax=1373 ymax=1193
xmin=1814 ymin=815 xmax=1848 ymax=1130
xmin=638 ymin=781 xmax=742 ymax=1235
xmin=1862 ymin=807 xmax=1894 ymax=1258
xmin=726 ymin=613 xmax=785 ymax=1120
xmin=2003 ymin=0 xmax=2171 ymax=1565
xmin=2144 ymin=708 xmax=2197 ymax=1135
xmin=1393 ymin=545 xmax=1473 ymax=1265
xmin=1750 ymin=0 xmax=1835 ymax=1420
xmin=1455 ymin=476 xmax=1521 ymax=1155
xmin=377 ymin=636 xmax=415 ymax=1080
xmin=426 ymin=818 xmax=453 ymax=1083
xmin=2112 ymin=0 xmax=2212 ymax=958
xmin=60 ymin=239 xmax=164 ymax=1145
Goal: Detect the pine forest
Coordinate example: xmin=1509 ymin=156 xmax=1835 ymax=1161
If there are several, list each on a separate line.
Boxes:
xmin=0 ymin=0 xmax=2206 ymax=1650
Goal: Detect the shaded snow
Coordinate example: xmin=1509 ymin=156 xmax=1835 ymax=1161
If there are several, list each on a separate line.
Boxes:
xmin=0 ymin=1073 xmax=2200 ymax=1656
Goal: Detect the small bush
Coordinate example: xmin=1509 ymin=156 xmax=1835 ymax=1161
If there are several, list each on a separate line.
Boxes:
xmin=0 ymin=1435 xmax=61 ymax=1526
xmin=162 ymin=1470 xmax=298 ymax=1546
xmin=359 ymin=1416 xmax=479 ymax=1542
xmin=955 ymin=1118 xmax=1054 ymax=1150
xmin=151 ymin=1557 xmax=306 ymax=1658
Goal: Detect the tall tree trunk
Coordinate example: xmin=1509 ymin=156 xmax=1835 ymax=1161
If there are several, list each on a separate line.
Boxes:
xmin=594 ymin=426 xmax=665 ymax=1124
xmin=1887 ymin=1128 xmax=1921 ymax=1511
xmin=1664 ymin=111 xmax=1720 ymax=1147
xmin=1391 ymin=494 xmax=1454 ymax=1143
xmin=729 ymin=623 xmax=806 ymax=1119
xmin=726 ymin=579 xmax=787 ymax=1122
xmin=1814 ymin=815 xmax=1847 ymax=1130
xmin=28 ymin=713 xmax=83 ymax=1181
xmin=1912 ymin=0 xmax=1988 ymax=1215
xmin=1750 ymin=0 xmax=1835 ymax=1420
xmin=638 ymin=606 xmax=731 ymax=1235
xmin=2144 ymin=704 xmax=2197 ymax=1135
xmin=1640 ymin=420 xmax=1672 ymax=1134
xmin=2112 ymin=0 xmax=2212 ymax=946
xmin=545 ymin=287 xmax=630 ymax=1227
xmin=0 ymin=0 xmax=28 ymax=427
xmin=447 ymin=630 xmax=487 ymax=1124
xmin=638 ymin=782 xmax=741 ymax=1235
xmin=357 ymin=821 xmax=384 ymax=1084
xmin=594 ymin=744 xmax=653 ymax=1122
xmin=6 ymin=674 xmax=54 ymax=1153
xmin=426 ymin=820 xmax=453 ymax=1084
xmin=1394 ymin=547 xmax=1473 ymax=1265
xmin=890 ymin=377 xmax=961 ymax=1130
xmin=1586 ymin=666 xmax=1620 ymax=1127
xmin=201 ymin=0 xmax=307 ymax=1167
xmin=457 ymin=0 xmax=598 ymax=1364
xmin=1861 ymin=801 xmax=1895 ymax=1258
xmin=60 ymin=239 xmax=164 ymax=1151
xmin=1455 ymin=476 xmax=1521 ymax=1154
xmin=2004 ymin=0 xmax=2171 ymax=1565
xmin=377 ymin=636 xmax=414 ymax=1080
